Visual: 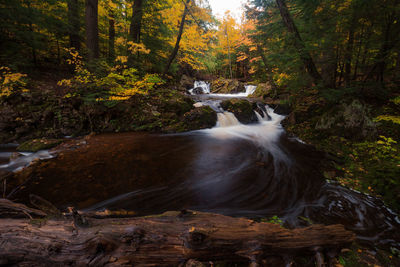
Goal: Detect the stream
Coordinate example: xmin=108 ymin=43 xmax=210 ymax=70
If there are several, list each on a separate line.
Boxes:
xmin=1 ymin=81 xmax=400 ymax=250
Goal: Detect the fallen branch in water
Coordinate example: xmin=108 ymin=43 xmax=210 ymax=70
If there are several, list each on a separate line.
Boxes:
xmin=0 ymin=201 xmax=355 ymax=266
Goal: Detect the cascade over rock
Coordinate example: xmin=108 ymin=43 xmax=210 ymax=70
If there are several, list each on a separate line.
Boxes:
xmin=2 ymin=81 xmax=400 ymax=253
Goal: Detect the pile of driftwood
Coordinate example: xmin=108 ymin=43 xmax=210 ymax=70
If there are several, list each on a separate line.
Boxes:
xmin=0 ymin=198 xmax=355 ymax=266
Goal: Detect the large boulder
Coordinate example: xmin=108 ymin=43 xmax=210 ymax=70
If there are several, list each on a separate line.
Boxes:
xmin=315 ymin=100 xmax=377 ymax=140
xmin=211 ymin=78 xmax=245 ymax=94
xmin=164 ymin=106 xmax=217 ymax=132
xmin=220 ymin=99 xmax=258 ymax=124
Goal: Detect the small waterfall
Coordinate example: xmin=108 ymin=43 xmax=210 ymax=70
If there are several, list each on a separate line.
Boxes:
xmin=189 ymin=81 xmax=210 ymax=95
xmin=244 ymin=85 xmax=256 ymax=96
xmin=216 ymin=112 xmax=241 ymax=127
xmin=189 ymin=81 xmax=256 ymax=97
xmin=0 ymin=150 xmax=54 ymax=172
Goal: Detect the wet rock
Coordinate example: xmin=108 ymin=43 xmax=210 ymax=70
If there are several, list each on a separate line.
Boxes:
xmin=159 ymin=96 xmax=194 ymax=116
xmin=185 ymin=259 xmax=206 ymax=267
xmin=10 ymin=152 xmax=23 ymax=161
xmin=17 ymin=138 xmax=63 ymax=152
xmin=315 ymin=100 xmax=377 ymax=140
xmin=250 ymin=83 xmax=272 ymax=98
xmin=271 ymin=103 xmax=291 ymax=115
xmin=164 ymin=106 xmax=217 ymax=132
xmin=179 ymin=75 xmax=195 ymax=91
xmin=211 ymin=78 xmax=245 ymax=94
xmin=191 ymin=87 xmax=205 ymax=95
xmin=220 ymin=99 xmax=257 ymax=124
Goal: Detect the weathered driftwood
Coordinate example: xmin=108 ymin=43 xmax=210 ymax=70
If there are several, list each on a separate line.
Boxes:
xmin=0 ymin=206 xmax=355 ymax=266
xmin=0 ymin=198 xmax=46 ymax=219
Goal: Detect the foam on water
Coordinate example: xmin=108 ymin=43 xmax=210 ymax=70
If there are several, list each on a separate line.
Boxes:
xmin=0 ymin=150 xmax=54 ymax=172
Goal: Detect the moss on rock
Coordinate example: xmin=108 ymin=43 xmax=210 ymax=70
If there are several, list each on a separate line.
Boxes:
xmin=250 ymin=83 xmax=272 ymax=98
xmin=315 ymin=100 xmax=377 ymax=140
xmin=211 ymin=78 xmax=245 ymax=94
xmin=17 ymin=138 xmax=63 ymax=152
xmin=220 ymin=99 xmax=257 ymax=124
xmin=164 ymin=106 xmax=217 ymax=132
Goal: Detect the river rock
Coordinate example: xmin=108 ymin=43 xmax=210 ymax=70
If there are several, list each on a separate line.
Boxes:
xmin=211 ymin=78 xmax=245 ymax=94
xmin=164 ymin=106 xmax=217 ymax=132
xmin=220 ymin=99 xmax=258 ymax=124
xmin=192 ymin=87 xmax=205 ymax=95
xmin=250 ymin=83 xmax=272 ymax=98
xmin=179 ymin=75 xmax=195 ymax=91
xmin=315 ymin=100 xmax=377 ymax=140
xmin=17 ymin=138 xmax=63 ymax=152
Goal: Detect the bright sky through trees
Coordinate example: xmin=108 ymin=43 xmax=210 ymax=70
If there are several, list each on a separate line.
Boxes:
xmin=208 ymin=0 xmax=245 ymax=21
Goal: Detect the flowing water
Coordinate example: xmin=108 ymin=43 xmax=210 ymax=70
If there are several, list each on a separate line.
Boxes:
xmin=3 ymin=81 xmax=400 ymax=250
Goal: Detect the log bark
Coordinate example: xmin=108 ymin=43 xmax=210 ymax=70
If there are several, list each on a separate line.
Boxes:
xmin=0 ymin=204 xmax=355 ymax=266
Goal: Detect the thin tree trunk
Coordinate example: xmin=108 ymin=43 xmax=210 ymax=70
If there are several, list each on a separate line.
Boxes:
xmin=257 ymin=45 xmax=278 ymax=95
xmin=108 ymin=11 xmax=115 ymax=62
xmin=57 ymin=39 xmax=61 ymax=64
xmin=163 ymin=0 xmax=191 ymax=75
xmin=226 ymin=26 xmax=233 ymax=79
xmin=353 ymin=24 xmax=365 ymax=81
xmin=344 ymin=14 xmax=357 ymax=87
xmin=68 ymin=0 xmax=80 ymax=51
xmin=275 ymin=0 xmax=323 ymax=86
xmin=85 ymin=0 xmax=99 ymax=60
xmin=128 ymin=0 xmax=143 ymax=66
xmin=26 ymin=1 xmax=37 ymax=65
xmin=333 ymin=45 xmax=340 ymax=88
xmin=338 ymin=62 xmax=344 ymax=87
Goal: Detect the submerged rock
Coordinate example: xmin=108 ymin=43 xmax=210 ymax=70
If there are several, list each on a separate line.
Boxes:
xmin=17 ymin=138 xmax=63 ymax=152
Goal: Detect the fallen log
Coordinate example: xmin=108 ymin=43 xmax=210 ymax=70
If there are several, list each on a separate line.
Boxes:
xmin=0 ymin=198 xmax=46 ymax=219
xmin=0 ymin=208 xmax=355 ymax=266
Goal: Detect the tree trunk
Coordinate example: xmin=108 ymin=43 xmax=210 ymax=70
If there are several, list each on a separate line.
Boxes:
xmin=364 ymin=10 xmax=399 ymax=85
xmin=344 ymin=14 xmax=356 ymax=87
xmin=0 ymin=200 xmax=355 ymax=266
xmin=163 ymin=0 xmax=191 ymax=75
xmin=275 ymin=0 xmax=323 ymax=86
xmin=85 ymin=0 xmax=99 ymax=60
xmin=226 ymin=26 xmax=233 ymax=79
xmin=68 ymin=0 xmax=80 ymax=51
xmin=108 ymin=11 xmax=115 ymax=63
xmin=128 ymin=0 xmax=143 ymax=66
xmin=257 ymin=45 xmax=278 ymax=95
xmin=26 ymin=1 xmax=37 ymax=65
xmin=353 ymin=23 xmax=366 ymax=81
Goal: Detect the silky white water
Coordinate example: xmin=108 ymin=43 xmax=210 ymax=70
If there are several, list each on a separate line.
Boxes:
xmin=188 ymin=81 xmax=211 ymax=95
xmin=210 ymin=85 xmax=256 ymax=98
xmin=189 ymin=81 xmax=256 ymax=98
